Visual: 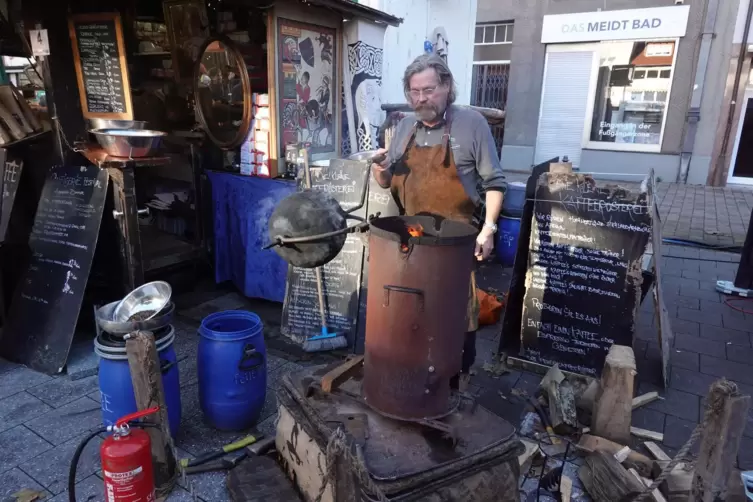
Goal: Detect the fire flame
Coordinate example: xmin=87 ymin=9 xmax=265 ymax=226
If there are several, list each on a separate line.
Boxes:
xmin=407 ymin=224 xmax=424 ymax=238
xmin=401 ymin=224 xmax=424 ymax=252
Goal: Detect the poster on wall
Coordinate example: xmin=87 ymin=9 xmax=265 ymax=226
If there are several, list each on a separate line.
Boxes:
xmin=277 ymin=18 xmax=337 ymax=154
xmin=348 ymin=40 xmax=383 ymax=152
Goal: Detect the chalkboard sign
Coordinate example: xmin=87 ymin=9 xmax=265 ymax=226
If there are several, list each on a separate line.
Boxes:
xmin=281 ymin=159 xmax=370 ymax=346
xmin=0 ymin=149 xmax=22 ymax=240
xmin=1 ymin=165 xmax=109 ymax=374
xmin=69 ymin=13 xmax=133 ymax=119
xmin=519 ymin=173 xmax=651 ymax=377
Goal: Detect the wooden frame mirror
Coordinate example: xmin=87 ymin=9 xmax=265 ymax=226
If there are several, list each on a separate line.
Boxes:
xmin=193 ymin=36 xmax=252 ymax=150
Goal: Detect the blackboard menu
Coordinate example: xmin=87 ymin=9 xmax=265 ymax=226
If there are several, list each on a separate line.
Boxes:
xmin=281 ymin=159 xmax=369 ymax=346
xmin=1 ymin=165 xmax=109 ymax=374
xmin=0 ymin=150 xmax=22 ymax=240
xmin=69 ymin=13 xmax=132 ymax=118
xmin=519 ymin=173 xmax=651 ymax=377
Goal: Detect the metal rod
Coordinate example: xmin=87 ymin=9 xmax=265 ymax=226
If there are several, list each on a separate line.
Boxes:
xmin=344 ymin=155 xmax=378 ymax=215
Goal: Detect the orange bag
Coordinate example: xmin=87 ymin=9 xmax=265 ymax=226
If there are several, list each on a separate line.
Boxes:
xmin=477 ymin=289 xmax=504 ymax=326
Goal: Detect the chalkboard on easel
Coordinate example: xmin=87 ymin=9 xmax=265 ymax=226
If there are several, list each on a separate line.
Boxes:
xmin=281 ymin=159 xmax=370 ymax=346
xmin=69 ymin=13 xmax=133 ymax=119
xmin=518 ymin=172 xmax=651 ymax=377
xmin=0 ymin=165 xmax=109 ymax=374
xmin=0 ymin=150 xmax=22 ymax=240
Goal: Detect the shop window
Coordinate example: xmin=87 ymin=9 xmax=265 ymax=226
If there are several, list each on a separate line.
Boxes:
xmin=589 ymin=40 xmax=677 ymax=150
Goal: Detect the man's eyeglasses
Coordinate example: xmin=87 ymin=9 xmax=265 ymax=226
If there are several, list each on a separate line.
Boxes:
xmin=409 ymin=86 xmax=438 ymax=99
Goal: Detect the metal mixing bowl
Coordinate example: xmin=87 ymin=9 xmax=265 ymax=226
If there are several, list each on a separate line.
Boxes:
xmin=88 ymin=119 xmax=147 ymax=130
xmin=90 ymin=128 xmax=167 ymax=158
xmin=96 ymin=300 xmax=175 ymax=335
xmin=347 ymin=150 xmax=381 ymax=162
xmin=112 ymin=281 xmax=172 ymax=323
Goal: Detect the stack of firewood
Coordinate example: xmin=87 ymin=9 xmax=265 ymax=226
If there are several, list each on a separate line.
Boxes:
xmin=516 ymin=345 xmax=751 ymax=502
xmin=0 ymin=83 xmax=43 ymax=145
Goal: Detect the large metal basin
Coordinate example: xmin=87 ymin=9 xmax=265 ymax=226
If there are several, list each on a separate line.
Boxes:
xmin=96 ymin=301 xmax=175 ymax=335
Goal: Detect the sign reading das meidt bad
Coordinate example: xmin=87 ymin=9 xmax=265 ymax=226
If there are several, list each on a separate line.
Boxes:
xmin=541 ymin=5 xmax=690 ymax=44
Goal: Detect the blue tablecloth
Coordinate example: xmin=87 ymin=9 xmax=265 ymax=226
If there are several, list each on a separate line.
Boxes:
xmin=208 ymin=172 xmax=295 ymax=302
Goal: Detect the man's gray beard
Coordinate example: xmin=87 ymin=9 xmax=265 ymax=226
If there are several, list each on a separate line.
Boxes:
xmin=415 ymin=105 xmax=443 ymax=123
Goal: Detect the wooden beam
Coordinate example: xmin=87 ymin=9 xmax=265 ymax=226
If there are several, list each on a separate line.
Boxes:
xmin=691 ymin=379 xmax=751 ymax=502
xmin=577 ymin=434 xmax=655 ymax=478
xmin=592 ymin=345 xmax=636 ymax=444
xmin=381 ymin=103 xmax=506 ymax=124
xmin=633 ymin=391 xmax=660 ymax=409
xmin=631 ymin=427 xmax=664 ymax=442
xmin=126 ymin=331 xmax=178 ymax=497
xmin=321 ymin=355 xmax=364 ymax=393
xmin=628 ymin=468 xmax=667 ymax=502
xmin=561 ymin=475 xmax=573 ymax=502
xmin=643 ymin=441 xmax=671 ymax=462
xmin=579 ymin=450 xmax=644 ymax=502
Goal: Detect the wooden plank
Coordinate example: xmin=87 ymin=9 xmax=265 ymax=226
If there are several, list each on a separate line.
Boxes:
xmin=577 ymin=434 xmax=655 ymax=478
xmin=633 ymin=391 xmax=660 ymax=409
xmin=540 ymin=365 xmax=577 ymax=433
xmin=592 ymin=345 xmax=636 ymax=444
xmin=644 ymin=441 xmax=671 ymax=462
xmin=579 ymin=451 xmax=644 ymax=502
xmin=614 ymin=446 xmax=631 ymax=463
xmin=631 ymin=427 xmax=664 ymax=442
xmin=691 ymin=381 xmax=751 ymax=502
xmin=628 ymin=468 xmax=667 ymax=502
xmin=321 ymin=355 xmax=364 ymax=393
xmin=126 ymin=331 xmax=178 ymax=497
xmin=561 ymin=475 xmax=573 ymax=502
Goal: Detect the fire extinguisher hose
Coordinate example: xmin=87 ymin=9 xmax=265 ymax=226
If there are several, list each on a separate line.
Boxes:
xmin=68 ymin=423 xmax=160 ymax=502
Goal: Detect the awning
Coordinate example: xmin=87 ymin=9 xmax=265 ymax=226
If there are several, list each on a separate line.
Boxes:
xmin=297 ymin=0 xmax=402 ymax=27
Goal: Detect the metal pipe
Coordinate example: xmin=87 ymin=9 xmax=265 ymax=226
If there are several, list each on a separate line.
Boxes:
xmin=713 ymin=0 xmax=753 ymax=186
xmin=679 ymin=0 xmax=720 ymax=183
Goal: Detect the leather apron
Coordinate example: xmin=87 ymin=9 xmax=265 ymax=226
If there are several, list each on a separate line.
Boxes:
xmin=390 ymin=110 xmax=480 ymax=332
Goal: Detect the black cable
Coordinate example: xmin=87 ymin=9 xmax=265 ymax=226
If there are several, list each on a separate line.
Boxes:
xmin=69 ymin=427 xmax=107 ymax=502
xmin=69 ymin=423 xmax=161 ymax=502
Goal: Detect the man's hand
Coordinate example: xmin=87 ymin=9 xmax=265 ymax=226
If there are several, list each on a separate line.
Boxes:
xmin=475 ymin=226 xmax=495 ymax=261
xmin=371 ymin=148 xmax=392 ymax=189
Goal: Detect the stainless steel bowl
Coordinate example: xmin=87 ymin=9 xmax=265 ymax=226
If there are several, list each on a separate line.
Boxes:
xmin=96 ymin=300 xmax=175 ymax=335
xmin=347 ymin=150 xmax=381 ymax=162
xmin=113 ymin=281 xmax=172 ymax=323
xmin=90 ymin=129 xmax=167 ymax=158
xmin=88 ymin=119 xmax=147 ymax=130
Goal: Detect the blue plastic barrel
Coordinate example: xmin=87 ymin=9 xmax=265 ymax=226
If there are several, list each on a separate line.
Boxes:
xmin=95 ymin=326 xmax=181 ymax=437
xmin=502 ymin=181 xmax=527 ymax=218
xmin=498 ymin=215 xmax=522 ymax=266
xmin=198 ymin=311 xmax=267 ymax=431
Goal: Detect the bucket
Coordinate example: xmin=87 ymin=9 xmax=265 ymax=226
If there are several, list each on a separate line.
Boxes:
xmin=198 ymin=311 xmax=267 ymax=431
xmin=498 ymin=215 xmax=521 ymax=267
xmin=502 ymin=181 xmax=526 ymax=218
xmin=95 ymin=326 xmax=181 ymax=437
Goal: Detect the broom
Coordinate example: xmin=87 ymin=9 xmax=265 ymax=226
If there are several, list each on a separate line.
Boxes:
xmin=300 ymin=150 xmax=348 ymax=353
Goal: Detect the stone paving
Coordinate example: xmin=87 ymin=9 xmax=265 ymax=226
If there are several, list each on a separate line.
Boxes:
xmin=0 ymin=250 xmax=750 ymax=499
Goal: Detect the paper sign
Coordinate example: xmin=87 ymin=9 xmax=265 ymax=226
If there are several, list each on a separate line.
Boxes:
xmin=29 ymin=29 xmax=50 ymax=57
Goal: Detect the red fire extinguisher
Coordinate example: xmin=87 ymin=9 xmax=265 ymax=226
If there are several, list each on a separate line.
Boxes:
xmin=68 ymin=407 xmax=160 ymax=502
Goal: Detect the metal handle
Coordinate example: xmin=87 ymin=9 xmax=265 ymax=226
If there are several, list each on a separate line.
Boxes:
xmin=160 ymin=359 xmax=176 ymax=375
xmin=138 ymin=207 xmax=150 ymax=216
xmin=238 ymin=344 xmax=264 ymax=371
xmin=112 ymin=209 xmax=123 ymax=219
xmin=383 ymin=285 xmax=424 ymax=311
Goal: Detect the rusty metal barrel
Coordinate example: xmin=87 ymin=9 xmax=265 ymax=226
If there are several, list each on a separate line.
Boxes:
xmin=362 ymin=215 xmax=478 ymax=420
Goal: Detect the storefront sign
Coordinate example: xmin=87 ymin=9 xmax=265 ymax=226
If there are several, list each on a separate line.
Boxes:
xmin=542 ymin=6 xmax=690 ymax=44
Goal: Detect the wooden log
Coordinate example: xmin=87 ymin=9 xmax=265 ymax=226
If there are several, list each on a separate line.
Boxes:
xmin=644 ymin=441 xmax=671 ymax=461
xmin=577 ymin=434 xmax=655 ymax=478
xmin=579 ymin=450 xmax=644 ymax=502
xmin=691 ymin=379 xmax=751 ymax=502
xmin=631 ymin=427 xmax=664 ymax=442
xmin=577 ymin=380 xmax=600 ymax=412
xmin=633 ymin=392 xmax=661 ymax=409
xmin=126 ymin=331 xmax=178 ymax=497
xmin=540 ymin=365 xmax=577 ymax=433
xmin=321 ymin=355 xmax=364 ymax=393
xmin=592 ymin=345 xmax=636 ymax=444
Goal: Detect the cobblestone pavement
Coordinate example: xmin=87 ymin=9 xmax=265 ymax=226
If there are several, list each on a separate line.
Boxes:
xmin=505 ymin=170 xmax=753 ymax=248
xmin=0 ymin=256 xmax=750 ymax=498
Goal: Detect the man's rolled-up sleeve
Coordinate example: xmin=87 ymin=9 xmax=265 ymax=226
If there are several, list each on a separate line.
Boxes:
xmin=472 ymin=119 xmax=506 ymax=193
